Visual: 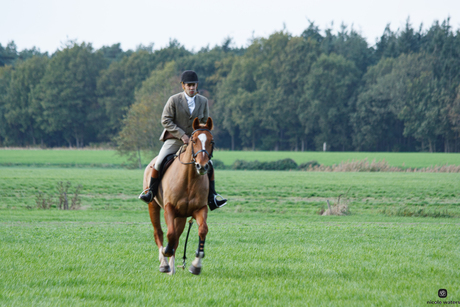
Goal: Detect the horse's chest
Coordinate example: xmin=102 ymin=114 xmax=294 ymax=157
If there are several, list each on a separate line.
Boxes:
xmin=174 ymin=195 xmax=206 ymax=217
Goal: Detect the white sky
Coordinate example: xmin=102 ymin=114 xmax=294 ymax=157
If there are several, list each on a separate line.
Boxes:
xmin=2 ymin=0 xmax=460 ymax=54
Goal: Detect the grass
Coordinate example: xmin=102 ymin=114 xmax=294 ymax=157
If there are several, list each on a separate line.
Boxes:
xmin=1 ymin=168 xmax=460 ymax=215
xmin=2 ymin=148 xmax=460 ymax=168
xmin=1 ymin=211 xmax=459 ymax=306
xmin=0 ymin=148 xmax=126 ymax=167
xmin=1 ymin=165 xmax=460 ymax=305
xmin=215 ymin=151 xmax=460 ymax=169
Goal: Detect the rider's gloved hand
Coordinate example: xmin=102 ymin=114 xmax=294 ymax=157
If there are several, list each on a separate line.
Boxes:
xmin=181 ymin=134 xmax=190 ymax=144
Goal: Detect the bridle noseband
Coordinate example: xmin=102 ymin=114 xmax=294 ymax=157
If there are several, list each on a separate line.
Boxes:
xmin=178 ymin=128 xmax=214 ymax=165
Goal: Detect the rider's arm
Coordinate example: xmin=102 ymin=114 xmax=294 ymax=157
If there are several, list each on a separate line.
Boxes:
xmin=161 ymin=96 xmax=186 ymax=140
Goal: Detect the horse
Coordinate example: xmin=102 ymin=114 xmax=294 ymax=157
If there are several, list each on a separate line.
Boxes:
xmin=143 ymin=117 xmax=215 ymax=275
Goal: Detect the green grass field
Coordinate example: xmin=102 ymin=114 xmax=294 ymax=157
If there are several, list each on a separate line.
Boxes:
xmin=1 ymin=168 xmax=460 ymax=214
xmin=1 ymin=152 xmax=460 ymax=305
xmin=2 ymin=148 xmax=460 ymax=168
xmin=1 ymin=210 xmax=459 ymax=306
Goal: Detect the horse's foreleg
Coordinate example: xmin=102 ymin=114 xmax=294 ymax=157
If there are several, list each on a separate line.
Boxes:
xmin=173 ymin=217 xmax=187 ymax=252
xmin=149 ymin=200 xmax=170 ymax=273
xmin=166 ymin=217 xmax=187 ymax=276
xmin=189 ymin=206 xmax=208 ymax=275
xmin=148 ymin=200 xmax=163 ymax=247
xmin=163 ymin=203 xmax=177 ymax=257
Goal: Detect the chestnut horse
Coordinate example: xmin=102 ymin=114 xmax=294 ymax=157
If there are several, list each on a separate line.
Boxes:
xmin=143 ymin=117 xmax=214 ymax=275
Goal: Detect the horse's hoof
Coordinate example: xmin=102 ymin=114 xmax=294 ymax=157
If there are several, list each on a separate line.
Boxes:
xmin=159 ymin=265 xmax=171 ymax=273
xmin=189 ymin=265 xmax=201 ymax=275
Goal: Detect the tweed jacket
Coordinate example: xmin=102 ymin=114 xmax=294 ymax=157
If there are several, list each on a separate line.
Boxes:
xmin=159 ymin=92 xmax=209 ymax=142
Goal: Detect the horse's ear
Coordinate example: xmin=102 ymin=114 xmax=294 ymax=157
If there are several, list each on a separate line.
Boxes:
xmin=193 ymin=117 xmax=201 ymax=130
xmin=206 ymin=117 xmax=214 ymax=131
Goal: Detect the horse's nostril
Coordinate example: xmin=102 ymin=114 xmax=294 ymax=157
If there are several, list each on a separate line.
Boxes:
xmin=204 ymin=164 xmax=209 ymax=171
xmin=195 ymin=163 xmax=201 ymax=169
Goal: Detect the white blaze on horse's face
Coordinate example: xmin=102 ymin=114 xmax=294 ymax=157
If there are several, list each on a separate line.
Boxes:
xmin=194 ymin=133 xmax=210 ymax=175
xmin=198 ymin=134 xmax=207 ymax=152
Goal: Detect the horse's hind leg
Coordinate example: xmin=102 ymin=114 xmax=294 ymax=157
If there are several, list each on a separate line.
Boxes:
xmin=189 ymin=206 xmax=208 ymax=275
xmin=148 ymin=200 xmax=169 ymax=273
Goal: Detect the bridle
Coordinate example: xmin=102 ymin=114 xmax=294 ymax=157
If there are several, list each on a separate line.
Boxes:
xmin=178 ymin=128 xmax=214 ymax=165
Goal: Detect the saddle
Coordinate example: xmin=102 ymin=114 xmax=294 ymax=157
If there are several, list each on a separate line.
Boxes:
xmin=158 ymin=153 xmax=176 ymax=179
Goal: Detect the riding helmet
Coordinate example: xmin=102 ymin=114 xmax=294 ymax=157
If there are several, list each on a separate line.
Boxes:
xmin=181 ymin=70 xmax=199 ymax=84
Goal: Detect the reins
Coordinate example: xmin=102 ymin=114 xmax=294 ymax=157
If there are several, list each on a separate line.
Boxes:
xmin=178 ymin=217 xmax=194 ymax=269
xmin=178 ymin=128 xmax=214 ymax=165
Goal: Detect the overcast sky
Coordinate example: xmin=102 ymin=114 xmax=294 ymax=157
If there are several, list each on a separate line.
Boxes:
xmin=2 ymin=0 xmax=459 ymax=54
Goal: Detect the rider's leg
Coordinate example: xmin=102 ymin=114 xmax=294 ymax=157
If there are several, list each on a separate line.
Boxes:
xmin=207 ymin=160 xmax=227 ymax=210
xmin=153 ymin=139 xmax=183 ymax=172
xmin=139 ymin=168 xmax=160 ymax=203
xmin=139 ymin=139 xmax=183 ymax=203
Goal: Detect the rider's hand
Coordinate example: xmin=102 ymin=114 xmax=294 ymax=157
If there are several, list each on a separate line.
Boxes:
xmin=181 ymin=135 xmax=190 ymax=144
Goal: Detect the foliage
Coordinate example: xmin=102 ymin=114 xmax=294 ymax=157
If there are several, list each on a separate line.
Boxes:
xmin=2 ymin=19 xmax=460 ymax=152
xmin=232 ymin=158 xmax=298 ymax=170
xmin=114 ymin=62 xmax=181 ymax=168
xmin=34 ymin=181 xmax=83 ymax=210
xmin=301 ymin=53 xmax=360 ymax=151
xmin=0 ymin=65 xmax=13 ymax=146
xmin=298 ymin=160 xmax=320 ymax=169
xmin=211 ymin=159 xmax=225 ymax=169
xmin=3 ymin=56 xmax=49 ymax=146
xmin=0 ymin=42 xmax=18 ymax=66
xmin=96 ymin=50 xmax=157 ymax=140
xmin=34 ymin=42 xmax=106 ymax=148
xmin=34 ymin=191 xmax=54 ymax=209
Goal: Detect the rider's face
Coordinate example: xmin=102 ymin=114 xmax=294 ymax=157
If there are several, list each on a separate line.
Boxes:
xmin=182 ymin=82 xmax=197 ymax=97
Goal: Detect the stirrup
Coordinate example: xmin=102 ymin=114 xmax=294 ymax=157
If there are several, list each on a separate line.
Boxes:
xmin=138 ymin=189 xmax=149 ymax=199
xmin=208 ymin=194 xmax=227 ymax=211
xmin=138 ymin=189 xmax=153 ymax=203
xmin=215 ymin=194 xmax=227 ymax=207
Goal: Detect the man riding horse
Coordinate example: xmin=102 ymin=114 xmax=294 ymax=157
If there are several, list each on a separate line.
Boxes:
xmin=139 ymin=70 xmax=227 ymax=210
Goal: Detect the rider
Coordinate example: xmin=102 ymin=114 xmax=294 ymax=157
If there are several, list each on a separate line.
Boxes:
xmin=139 ymin=70 xmax=227 ymax=210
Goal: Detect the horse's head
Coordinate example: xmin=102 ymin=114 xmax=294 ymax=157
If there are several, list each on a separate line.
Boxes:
xmin=190 ymin=117 xmax=214 ymax=176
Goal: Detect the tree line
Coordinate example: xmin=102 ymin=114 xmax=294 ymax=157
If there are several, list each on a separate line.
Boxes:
xmin=1 ymin=18 xmax=460 ymax=153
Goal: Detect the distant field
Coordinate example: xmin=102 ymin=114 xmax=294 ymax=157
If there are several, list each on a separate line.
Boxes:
xmin=0 ymin=149 xmax=127 ymax=166
xmin=1 ymin=149 xmax=460 ymax=168
xmin=1 ymin=167 xmax=459 ymax=215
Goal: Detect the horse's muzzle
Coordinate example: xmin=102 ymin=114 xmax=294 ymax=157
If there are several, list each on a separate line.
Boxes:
xmin=195 ymin=162 xmax=209 ymax=175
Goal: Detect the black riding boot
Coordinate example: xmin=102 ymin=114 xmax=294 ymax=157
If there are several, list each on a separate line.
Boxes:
xmin=208 ymin=180 xmax=227 ymax=211
xmin=207 ymin=161 xmax=227 ymax=210
xmin=139 ymin=170 xmax=160 ymax=203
